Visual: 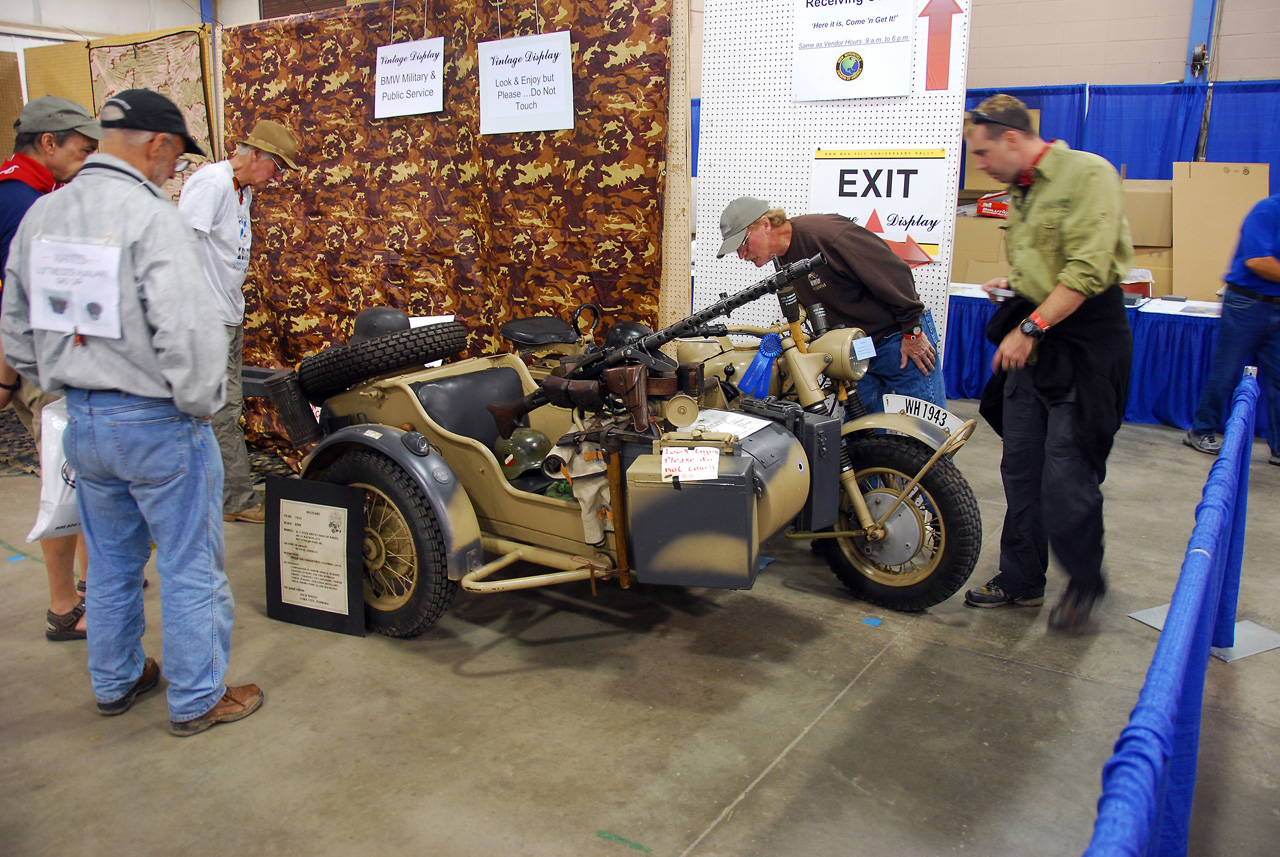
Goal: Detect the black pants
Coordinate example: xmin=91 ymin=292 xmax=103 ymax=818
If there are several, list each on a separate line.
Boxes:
xmin=995 ymin=369 xmax=1106 ymax=598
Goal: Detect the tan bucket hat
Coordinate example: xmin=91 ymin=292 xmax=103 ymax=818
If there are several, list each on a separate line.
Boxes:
xmin=241 ymin=120 xmax=299 ymax=170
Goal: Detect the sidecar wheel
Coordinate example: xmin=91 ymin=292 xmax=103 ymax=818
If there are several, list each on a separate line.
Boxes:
xmin=310 ymin=450 xmax=458 ymax=637
xmin=297 ymin=321 xmax=468 ymax=404
xmin=819 ymin=434 xmax=981 ymax=612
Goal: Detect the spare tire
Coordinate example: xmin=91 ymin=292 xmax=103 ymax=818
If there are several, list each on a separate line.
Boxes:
xmin=296 ymin=321 xmax=468 ymax=404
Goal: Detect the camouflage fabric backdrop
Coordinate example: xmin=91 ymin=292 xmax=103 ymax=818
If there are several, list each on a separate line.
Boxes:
xmin=221 ymin=0 xmax=671 ymax=461
xmin=89 ymin=29 xmax=214 ymax=200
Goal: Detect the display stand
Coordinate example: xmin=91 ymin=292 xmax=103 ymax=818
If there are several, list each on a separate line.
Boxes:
xmin=265 ymin=476 xmax=366 ymax=637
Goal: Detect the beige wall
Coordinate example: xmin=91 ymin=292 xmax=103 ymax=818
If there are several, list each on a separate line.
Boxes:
xmin=690 ymin=0 xmax=1280 ymax=96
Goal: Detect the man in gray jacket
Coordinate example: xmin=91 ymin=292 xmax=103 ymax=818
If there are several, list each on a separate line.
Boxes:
xmin=1 ymin=89 xmax=263 ymax=737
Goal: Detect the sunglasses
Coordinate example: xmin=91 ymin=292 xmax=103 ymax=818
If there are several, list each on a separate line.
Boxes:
xmin=967 ymin=110 xmax=1030 ymax=133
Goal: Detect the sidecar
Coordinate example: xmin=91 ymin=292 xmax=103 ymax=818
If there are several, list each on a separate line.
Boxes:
xmin=276 ymin=323 xmax=834 ymax=638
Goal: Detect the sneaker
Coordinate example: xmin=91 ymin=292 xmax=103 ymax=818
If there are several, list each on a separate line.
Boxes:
xmin=98 ymin=657 xmax=161 ymax=716
xmin=170 ymin=684 xmax=264 ymax=737
xmin=223 ymin=502 xmax=266 ymax=524
xmin=964 ymin=578 xmax=1044 ymax=608
xmin=1183 ymin=430 xmax=1221 ymax=456
xmin=1048 ymin=588 xmax=1101 ymax=631
xmin=1270 ymin=453 xmax=1280 ymax=466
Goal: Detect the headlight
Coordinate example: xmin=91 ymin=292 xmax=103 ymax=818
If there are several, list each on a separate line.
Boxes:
xmin=810 ymin=327 xmax=870 ymax=381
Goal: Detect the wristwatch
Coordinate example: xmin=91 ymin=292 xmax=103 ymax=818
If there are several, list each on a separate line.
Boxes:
xmin=1018 ymin=317 xmax=1045 ymax=341
xmin=904 ymin=324 xmax=923 ymax=341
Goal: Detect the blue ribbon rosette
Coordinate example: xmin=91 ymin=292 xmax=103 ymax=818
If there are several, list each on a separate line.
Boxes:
xmin=737 ymin=333 xmax=782 ymax=398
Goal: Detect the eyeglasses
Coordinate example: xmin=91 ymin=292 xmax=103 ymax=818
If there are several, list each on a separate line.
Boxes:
xmin=737 ymin=225 xmax=757 ymax=256
xmin=967 ymin=110 xmax=1030 ymax=133
xmin=174 ymin=159 xmax=191 ymax=173
xmin=263 ymin=151 xmax=287 ymax=175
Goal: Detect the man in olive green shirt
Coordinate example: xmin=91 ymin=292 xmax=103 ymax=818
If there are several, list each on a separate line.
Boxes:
xmin=961 ymin=94 xmax=1133 ymax=631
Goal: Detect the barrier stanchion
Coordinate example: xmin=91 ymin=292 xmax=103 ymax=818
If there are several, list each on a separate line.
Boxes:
xmin=1084 ymin=375 xmax=1258 ymax=857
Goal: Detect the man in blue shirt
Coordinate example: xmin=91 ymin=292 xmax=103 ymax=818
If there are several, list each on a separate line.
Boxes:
xmin=1184 ymin=194 xmax=1280 ymax=465
xmin=0 ymin=96 xmax=100 ymax=641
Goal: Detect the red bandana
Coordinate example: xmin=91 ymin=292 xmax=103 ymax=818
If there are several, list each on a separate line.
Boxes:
xmin=1017 ymin=142 xmax=1054 ymax=189
xmin=0 ymin=153 xmax=56 ymax=195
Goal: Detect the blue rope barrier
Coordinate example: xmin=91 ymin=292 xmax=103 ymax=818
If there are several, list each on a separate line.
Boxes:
xmin=1085 ymin=375 xmax=1258 ymax=857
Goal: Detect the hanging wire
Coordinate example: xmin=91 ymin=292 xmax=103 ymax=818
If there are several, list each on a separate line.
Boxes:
xmin=491 ymin=0 xmax=503 ymax=39
xmin=391 ymin=0 xmax=398 ymax=42
xmin=534 ymin=0 xmax=542 ymax=35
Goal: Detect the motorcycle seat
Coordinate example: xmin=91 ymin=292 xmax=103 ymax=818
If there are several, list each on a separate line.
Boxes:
xmin=411 ymin=367 xmax=524 ymax=449
xmin=500 ymin=316 xmax=578 ymax=347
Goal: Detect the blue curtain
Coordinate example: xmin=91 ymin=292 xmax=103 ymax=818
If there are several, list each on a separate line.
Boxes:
xmin=691 ymin=97 xmax=700 ymax=178
xmin=1205 ymin=80 xmax=1280 ymax=195
xmin=965 ymin=84 xmax=1087 ymax=149
xmin=1080 ymin=84 xmax=1207 ymax=180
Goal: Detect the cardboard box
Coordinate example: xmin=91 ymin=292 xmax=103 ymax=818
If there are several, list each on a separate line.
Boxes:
xmin=1131 ymin=246 xmax=1174 ymax=297
xmin=963 ymin=109 xmax=1040 ymax=192
xmin=977 ymin=192 xmax=1009 ymax=218
xmin=950 ymin=215 xmax=1008 ymax=283
xmin=1172 ymin=162 xmax=1269 ymax=302
xmin=1123 ymin=180 xmax=1173 ymax=247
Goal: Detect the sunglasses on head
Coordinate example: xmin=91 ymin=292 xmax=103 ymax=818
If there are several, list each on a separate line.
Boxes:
xmin=967 ymin=110 xmax=1030 ymax=133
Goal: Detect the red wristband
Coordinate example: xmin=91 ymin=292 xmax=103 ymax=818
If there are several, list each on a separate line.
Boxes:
xmin=1029 ymin=310 xmax=1050 ymax=331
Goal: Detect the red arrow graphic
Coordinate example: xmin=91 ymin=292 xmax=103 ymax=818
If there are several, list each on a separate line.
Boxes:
xmin=920 ymin=0 xmax=963 ymax=91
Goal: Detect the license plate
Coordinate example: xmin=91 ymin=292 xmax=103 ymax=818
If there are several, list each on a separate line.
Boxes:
xmin=881 ymin=394 xmax=966 ymax=436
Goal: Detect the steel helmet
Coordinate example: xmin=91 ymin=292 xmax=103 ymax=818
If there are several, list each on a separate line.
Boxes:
xmin=350 ymin=307 xmax=411 ymax=344
xmin=494 ymin=428 xmax=552 ymax=481
xmin=602 ymin=320 xmax=653 ymax=351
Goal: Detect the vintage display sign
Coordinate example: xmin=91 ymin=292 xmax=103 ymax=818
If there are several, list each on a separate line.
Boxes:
xmin=791 ymin=0 xmax=915 ymax=101
xmin=808 ymin=148 xmax=948 ymax=259
xmin=478 ymin=30 xmax=574 ymax=134
xmin=374 ymin=37 xmax=445 ymax=118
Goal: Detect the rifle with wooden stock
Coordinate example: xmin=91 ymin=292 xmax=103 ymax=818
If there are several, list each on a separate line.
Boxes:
xmin=487 ymin=252 xmax=827 ymax=438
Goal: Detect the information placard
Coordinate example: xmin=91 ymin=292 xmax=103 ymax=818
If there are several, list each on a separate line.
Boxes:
xmin=28 ymin=239 xmax=122 ymax=338
xmin=374 ymin=37 xmax=444 ymax=119
xmin=265 ymin=476 xmax=365 ymax=637
xmin=791 ymin=0 xmax=916 ymax=101
xmin=808 ymin=148 xmax=949 ymax=259
xmin=478 ymin=30 xmax=574 ymax=135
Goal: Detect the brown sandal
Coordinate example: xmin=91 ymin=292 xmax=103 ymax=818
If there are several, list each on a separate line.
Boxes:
xmin=47 ymin=601 xmax=87 ymax=642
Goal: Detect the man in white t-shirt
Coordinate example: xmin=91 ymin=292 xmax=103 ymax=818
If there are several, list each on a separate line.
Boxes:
xmin=179 ymin=120 xmax=299 ymax=523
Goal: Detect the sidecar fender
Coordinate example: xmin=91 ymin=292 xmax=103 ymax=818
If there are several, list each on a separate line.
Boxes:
xmin=301 ymin=425 xmax=484 ymax=581
xmin=840 ymin=412 xmax=956 ymax=454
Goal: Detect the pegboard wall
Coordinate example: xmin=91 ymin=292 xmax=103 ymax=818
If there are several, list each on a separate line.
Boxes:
xmin=694 ymin=0 xmax=970 ymax=350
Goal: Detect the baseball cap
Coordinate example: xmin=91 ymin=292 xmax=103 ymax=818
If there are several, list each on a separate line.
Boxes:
xmin=716 ymin=196 xmax=772 ymax=258
xmin=99 ymin=89 xmax=206 ymax=157
xmin=241 ymin=120 xmax=300 ymax=170
xmin=14 ymin=96 xmax=102 ymax=140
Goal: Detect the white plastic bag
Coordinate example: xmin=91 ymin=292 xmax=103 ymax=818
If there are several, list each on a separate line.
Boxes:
xmin=27 ymin=397 xmax=81 ymax=542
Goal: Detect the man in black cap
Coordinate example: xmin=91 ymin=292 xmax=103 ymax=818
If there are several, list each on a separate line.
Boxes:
xmin=1 ymin=96 xmax=101 ymax=642
xmin=716 ymin=196 xmax=946 ymax=412
xmin=1 ymin=89 xmax=264 ymax=737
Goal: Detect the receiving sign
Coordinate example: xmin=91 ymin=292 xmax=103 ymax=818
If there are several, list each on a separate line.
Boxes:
xmin=809 ymin=148 xmax=948 ymax=261
xmin=791 ymin=0 xmax=916 ymax=101
xmin=374 ymin=37 xmax=444 ymax=119
xmin=478 ymin=30 xmax=574 ymax=135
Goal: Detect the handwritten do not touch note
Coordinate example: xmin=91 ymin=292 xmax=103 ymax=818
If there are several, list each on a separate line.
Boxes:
xmin=661 ymin=446 xmax=720 ymax=482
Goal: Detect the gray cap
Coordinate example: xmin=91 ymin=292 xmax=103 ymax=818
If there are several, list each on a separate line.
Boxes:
xmin=14 ymin=96 xmax=102 ymax=140
xmin=716 ymin=196 xmax=771 ymax=258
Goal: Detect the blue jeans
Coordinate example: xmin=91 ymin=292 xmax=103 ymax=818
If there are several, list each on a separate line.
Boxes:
xmin=858 ymin=309 xmax=948 ymax=413
xmin=1191 ymin=290 xmax=1280 ymax=455
xmin=64 ymin=389 xmax=233 ymax=722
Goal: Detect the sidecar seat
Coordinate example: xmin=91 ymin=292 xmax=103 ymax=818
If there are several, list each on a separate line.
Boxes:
xmin=410 ymin=368 xmax=554 ymax=494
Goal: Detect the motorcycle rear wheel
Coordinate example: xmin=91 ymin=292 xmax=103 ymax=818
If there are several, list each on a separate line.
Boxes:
xmin=819 ymin=434 xmax=980 ymax=612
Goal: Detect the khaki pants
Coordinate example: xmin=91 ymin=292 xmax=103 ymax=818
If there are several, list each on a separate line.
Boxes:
xmin=10 ymin=376 xmax=61 ymax=455
xmin=212 ymin=324 xmax=258 ymax=514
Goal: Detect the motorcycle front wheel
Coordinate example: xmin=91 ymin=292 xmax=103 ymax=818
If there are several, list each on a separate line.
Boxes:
xmin=819 ymin=433 xmax=981 ymax=612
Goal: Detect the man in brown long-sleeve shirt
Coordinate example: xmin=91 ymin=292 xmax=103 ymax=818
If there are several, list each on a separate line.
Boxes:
xmin=717 ymin=196 xmax=946 ymax=411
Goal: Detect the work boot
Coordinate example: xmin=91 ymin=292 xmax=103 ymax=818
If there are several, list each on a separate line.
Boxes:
xmin=170 ymin=684 xmax=264 ymax=737
xmin=223 ymin=502 xmax=266 ymax=524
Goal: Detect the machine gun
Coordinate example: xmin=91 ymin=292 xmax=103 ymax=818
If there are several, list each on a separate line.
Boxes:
xmin=488 ymin=252 xmax=826 ymax=438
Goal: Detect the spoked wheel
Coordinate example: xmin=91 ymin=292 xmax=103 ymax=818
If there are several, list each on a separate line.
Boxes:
xmin=310 ymin=450 xmax=458 ymax=637
xmin=819 ymin=434 xmax=981 ymax=612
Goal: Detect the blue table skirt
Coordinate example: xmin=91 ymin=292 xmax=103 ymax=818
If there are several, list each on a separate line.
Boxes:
xmin=942 ymin=294 xmax=1271 ymax=438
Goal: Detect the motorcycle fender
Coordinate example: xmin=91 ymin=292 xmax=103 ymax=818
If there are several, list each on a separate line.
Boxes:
xmin=301 ymin=426 xmax=484 ymax=582
xmin=841 ymin=412 xmax=951 ymax=452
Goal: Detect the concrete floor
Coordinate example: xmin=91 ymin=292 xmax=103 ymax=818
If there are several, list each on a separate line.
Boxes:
xmin=2 ymin=399 xmax=1278 ymax=857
